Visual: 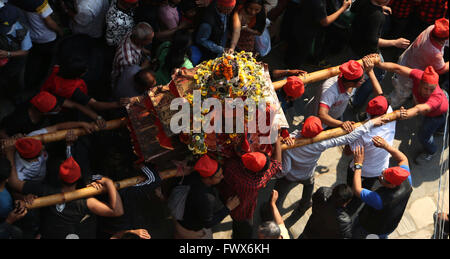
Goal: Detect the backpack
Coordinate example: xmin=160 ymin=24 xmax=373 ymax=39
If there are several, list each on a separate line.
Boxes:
xmin=0 ymin=21 xmax=28 ymax=51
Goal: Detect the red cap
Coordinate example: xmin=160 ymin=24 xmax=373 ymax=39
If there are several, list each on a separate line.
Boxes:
xmin=281 ymin=128 xmax=290 ymax=138
xmin=217 ymin=0 xmax=236 ymax=7
xmin=339 ymin=60 xmax=364 ymax=80
xmin=366 ymin=96 xmax=388 ymax=116
xmin=383 ymin=167 xmax=410 ymax=186
xmin=301 ymin=116 xmax=323 ymax=138
xmin=30 ymin=91 xmax=57 ymax=113
xmin=432 ymin=18 xmax=449 ymax=39
xmin=422 ymin=66 xmax=439 ymax=85
xmin=241 ymin=152 xmax=267 ymax=173
xmin=194 ymin=155 xmax=219 ymax=178
xmin=15 ymin=138 xmax=42 ymax=159
xmin=283 ymin=76 xmax=304 ymax=98
xmin=59 ymin=157 xmax=81 ymax=184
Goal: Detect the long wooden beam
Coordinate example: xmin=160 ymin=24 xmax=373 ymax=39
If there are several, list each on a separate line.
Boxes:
xmin=281 ymin=109 xmax=401 ymax=150
xmin=272 ymin=55 xmax=381 ymax=90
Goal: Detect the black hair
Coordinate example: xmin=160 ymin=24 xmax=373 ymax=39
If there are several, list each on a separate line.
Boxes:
xmin=341 ymin=75 xmax=364 ymax=83
xmin=57 ymin=58 xmax=88 ymax=79
xmin=163 ymin=29 xmax=192 ymax=76
xmin=0 ymin=156 xmax=11 ymax=182
xmin=180 ymin=0 xmax=197 ymax=14
xmin=331 ymin=184 xmax=353 ymax=207
xmin=244 ymin=0 xmax=265 ymax=8
xmin=133 ymin=68 xmax=156 ymax=92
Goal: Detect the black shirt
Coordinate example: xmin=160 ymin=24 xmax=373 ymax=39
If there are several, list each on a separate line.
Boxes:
xmin=23 ymin=181 xmax=97 ymax=239
xmin=293 ymin=0 xmax=328 ymax=38
xmin=0 ymin=104 xmax=46 ymax=136
xmin=178 ymin=173 xmax=230 ymax=231
xmin=71 ymin=88 xmax=92 ymax=106
xmin=349 ymin=0 xmax=385 ymax=58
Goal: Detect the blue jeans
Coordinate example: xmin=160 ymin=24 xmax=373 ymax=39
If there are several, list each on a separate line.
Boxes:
xmin=351 ymin=66 xmax=386 ymax=110
xmin=418 ymin=113 xmax=447 ymax=155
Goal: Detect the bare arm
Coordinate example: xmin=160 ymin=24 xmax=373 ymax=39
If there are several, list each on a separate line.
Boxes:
xmin=43 ymin=16 xmax=63 ymax=37
xmin=62 ymin=99 xmax=99 ymax=121
xmin=87 ymin=98 xmax=121 ymax=111
xmin=372 ymin=136 xmax=408 ymax=166
xmin=378 ymin=37 xmax=410 ymax=49
xmin=229 ymin=12 xmax=241 ymax=51
xmin=86 ymin=177 xmax=124 ymax=217
xmin=400 ymin=104 xmax=432 ymax=119
xmin=4 ymin=141 xmax=25 ymax=193
xmin=272 ymin=136 xmax=282 ymax=163
xmin=270 ymin=190 xmax=284 ymax=225
xmin=436 ymin=62 xmax=449 ymax=75
xmin=368 ymin=70 xmax=384 ymax=96
xmin=319 ymin=0 xmax=351 ymax=27
xmin=376 ymin=61 xmax=413 ymax=77
xmin=318 ymin=106 xmax=344 ymax=128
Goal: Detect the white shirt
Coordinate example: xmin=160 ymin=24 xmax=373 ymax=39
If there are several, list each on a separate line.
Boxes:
xmin=281 ymin=120 xmax=374 ymax=181
xmin=14 ymin=128 xmax=49 ymax=182
xmin=25 ymin=7 xmax=57 ymax=44
xmin=71 ymin=0 xmax=109 ymax=39
xmin=318 ymin=76 xmax=355 ymax=128
xmin=399 ymin=25 xmax=447 ymax=73
xmin=349 ymin=106 xmax=396 ymax=178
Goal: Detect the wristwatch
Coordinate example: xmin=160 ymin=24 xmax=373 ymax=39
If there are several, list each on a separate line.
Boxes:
xmin=355 ymin=163 xmax=363 ymax=170
xmin=96 ymin=115 xmax=103 ymax=120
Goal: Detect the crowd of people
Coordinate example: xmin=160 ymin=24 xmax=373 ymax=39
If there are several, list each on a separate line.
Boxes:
xmin=0 ymin=0 xmax=449 ymax=239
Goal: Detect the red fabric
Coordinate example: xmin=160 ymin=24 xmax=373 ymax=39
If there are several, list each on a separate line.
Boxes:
xmin=241 ymin=135 xmax=251 ymax=153
xmin=59 ymin=157 xmax=81 ymax=184
xmin=143 ymin=97 xmax=174 ymax=149
xmin=283 ymin=76 xmax=304 ymax=98
xmin=194 ymin=155 xmax=219 ymax=178
xmin=281 ymin=128 xmax=290 ymax=139
xmin=389 ymin=0 xmax=416 ymax=19
xmin=41 ymin=66 xmax=88 ymax=99
xmin=416 ymin=0 xmax=447 ymax=24
xmin=217 ymin=0 xmax=236 ymax=7
xmin=383 ymin=166 xmax=410 ymax=186
xmin=319 ymin=103 xmax=330 ymax=110
xmin=241 ymin=152 xmax=267 ymax=173
xmin=15 ymin=138 xmax=42 ymax=159
xmin=339 ymin=60 xmax=363 ymax=80
xmin=433 ymin=18 xmax=449 ymax=38
xmin=301 ymin=116 xmax=323 ymax=138
xmin=410 ymin=69 xmax=449 ymax=117
xmin=0 ymin=58 xmax=9 ymax=67
xmin=30 ymin=91 xmax=57 ymax=113
xmin=422 ymin=66 xmax=439 ymax=85
xmin=220 ymin=157 xmax=282 ymax=221
xmin=366 ymin=96 xmax=388 ymax=116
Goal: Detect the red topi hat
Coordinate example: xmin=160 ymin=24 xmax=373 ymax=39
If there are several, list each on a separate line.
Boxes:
xmin=339 ymin=60 xmax=364 ymax=80
xmin=30 ymin=91 xmax=57 ymax=113
xmin=432 ymin=18 xmax=449 ymax=39
xmin=241 ymin=152 xmax=267 ymax=173
xmin=217 ymin=0 xmax=236 ymax=7
xmin=422 ymin=66 xmax=439 ymax=85
xmin=366 ymin=96 xmax=388 ymax=116
xmin=301 ymin=116 xmax=323 ymax=138
xmin=383 ymin=167 xmax=410 ymax=186
xmin=15 ymin=138 xmax=42 ymax=159
xmin=281 ymin=128 xmax=290 ymax=138
xmin=283 ymin=76 xmax=304 ymax=98
xmin=59 ymin=157 xmax=81 ymax=184
xmin=194 ymin=155 xmax=219 ymax=178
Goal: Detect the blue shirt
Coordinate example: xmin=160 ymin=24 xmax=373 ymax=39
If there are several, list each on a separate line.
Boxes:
xmin=6 ymin=21 xmax=33 ymax=51
xmin=360 ymin=165 xmax=412 ymax=210
xmin=195 ymin=7 xmax=227 ymax=55
xmin=0 ymin=188 xmax=13 ymax=219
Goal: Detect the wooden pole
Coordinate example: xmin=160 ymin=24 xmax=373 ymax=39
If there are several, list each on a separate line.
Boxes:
xmin=28 ymin=117 xmax=127 ymax=144
xmin=272 ymin=55 xmax=381 ymax=90
xmin=281 ymin=109 xmax=401 ymax=151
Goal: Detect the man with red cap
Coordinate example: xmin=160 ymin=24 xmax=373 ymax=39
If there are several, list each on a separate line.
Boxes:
xmin=174 ymin=154 xmax=240 ymax=239
xmin=196 ymin=0 xmax=236 ymax=61
xmin=376 ymin=62 xmax=449 ymax=164
xmin=388 ymin=18 xmax=449 ymax=108
xmin=351 ymin=136 xmax=412 ymax=239
xmin=13 ymin=138 xmax=48 ymax=183
xmin=4 ymin=138 xmax=124 ymax=238
xmin=343 ymin=95 xmax=397 ymax=215
xmin=217 ymin=133 xmax=284 ymax=239
xmin=276 ymin=115 xmax=386 ymax=218
xmin=306 ymin=55 xmax=382 ymax=132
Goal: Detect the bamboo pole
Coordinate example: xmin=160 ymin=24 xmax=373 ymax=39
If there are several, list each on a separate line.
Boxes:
xmin=281 ymin=109 xmax=401 ymax=151
xmin=272 ymin=55 xmax=381 ymax=90
xmin=28 ymin=117 xmax=127 ymax=144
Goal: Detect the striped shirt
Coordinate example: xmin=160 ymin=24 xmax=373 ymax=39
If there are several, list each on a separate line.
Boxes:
xmin=111 ymin=32 xmax=142 ymax=86
xmin=220 ymin=157 xmax=282 ymax=221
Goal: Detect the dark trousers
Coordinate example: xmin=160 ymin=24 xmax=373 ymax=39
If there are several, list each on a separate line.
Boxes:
xmin=274 ymin=176 xmax=315 ymax=209
xmin=24 ymin=40 xmax=57 ymax=91
xmin=232 ymin=218 xmax=254 ymax=239
xmin=346 ymin=166 xmax=378 ymax=216
xmin=418 ymin=112 xmax=448 ymax=155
